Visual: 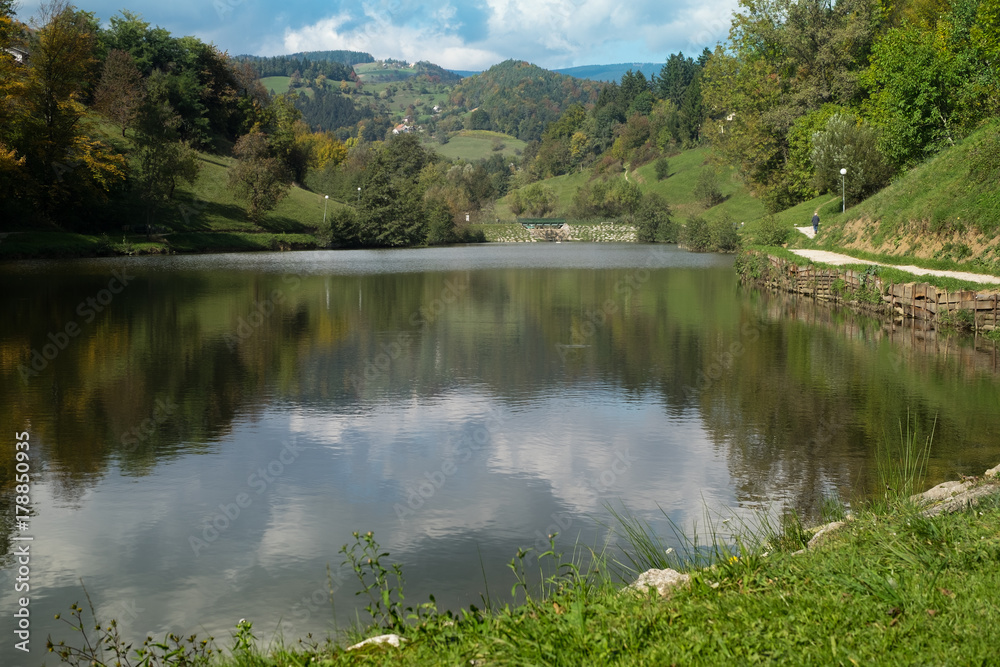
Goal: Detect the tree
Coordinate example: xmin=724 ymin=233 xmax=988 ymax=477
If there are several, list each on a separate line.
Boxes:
xmin=0 ymin=0 xmax=27 ymax=195
xmin=693 ymin=168 xmax=725 ymax=208
xmin=702 ymin=0 xmax=884 ymax=209
xmin=863 ymin=22 xmax=981 ymax=168
xmin=19 ymin=1 xmax=125 ymax=218
xmin=94 ymin=49 xmax=145 ymax=136
xmin=228 ymin=131 xmax=290 ymax=223
xmin=635 ymin=193 xmax=673 ymax=242
xmin=811 ymin=113 xmax=892 ymax=205
xmin=131 ymin=73 xmax=200 ymax=225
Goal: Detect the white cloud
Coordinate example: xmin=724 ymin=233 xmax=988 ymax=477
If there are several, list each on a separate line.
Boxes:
xmin=277 ymin=0 xmax=738 ymax=69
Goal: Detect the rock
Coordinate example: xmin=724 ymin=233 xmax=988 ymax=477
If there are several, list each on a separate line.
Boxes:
xmin=985 ymin=463 xmax=1000 ymax=479
xmin=626 ymin=568 xmax=690 ymax=597
xmin=911 ymin=480 xmax=971 ymax=504
xmin=920 ymin=484 xmax=1000 ymax=517
xmin=346 ymin=634 xmax=406 ymax=651
xmin=806 ymin=521 xmax=846 ymax=549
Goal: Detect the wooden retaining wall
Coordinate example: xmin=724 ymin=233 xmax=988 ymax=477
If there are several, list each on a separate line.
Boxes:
xmin=741 ymin=252 xmax=1000 ymax=333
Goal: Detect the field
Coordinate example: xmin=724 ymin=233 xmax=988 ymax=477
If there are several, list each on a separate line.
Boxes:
xmin=426 ymin=130 xmax=527 ymax=162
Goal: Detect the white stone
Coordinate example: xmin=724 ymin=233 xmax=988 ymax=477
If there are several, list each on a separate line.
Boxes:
xmin=806 ymin=521 xmax=846 ymax=549
xmin=985 ymin=463 xmax=1000 ymax=479
xmin=626 ymin=568 xmax=690 ymax=597
xmin=912 ymin=480 xmax=971 ymax=503
xmin=346 ymin=634 xmax=406 ymax=651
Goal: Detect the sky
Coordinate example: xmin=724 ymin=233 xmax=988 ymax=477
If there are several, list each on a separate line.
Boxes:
xmin=14 ymin=0 xmax=738 ymax=70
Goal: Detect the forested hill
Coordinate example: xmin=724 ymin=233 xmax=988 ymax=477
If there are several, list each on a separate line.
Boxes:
xmin=413 ymin=61 xmax=462 ymax=84
xmin=450 ymin=60 xmax=605 ymax=141
xmin=287 ymin=50 xmax=374 ymax=66
xmin=235 ymin=54 xmax=356 ymax=81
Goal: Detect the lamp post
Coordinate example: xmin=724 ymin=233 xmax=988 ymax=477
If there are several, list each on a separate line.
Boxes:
xmin=840 ymin=168 xmax=847 ymax=213
xmin=357 ymin=187 xmax=361 ymax=203
xmin=323 ymin=195 xmax=329 ymax=225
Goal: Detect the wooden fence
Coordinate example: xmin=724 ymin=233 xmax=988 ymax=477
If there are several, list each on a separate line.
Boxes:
xmin=740 ymin=252 xmax=1000 ymax=333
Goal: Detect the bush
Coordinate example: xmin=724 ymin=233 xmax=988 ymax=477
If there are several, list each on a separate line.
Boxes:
xmin=811 ymin=113 xmax=893 ymax=206
xmin=681 ymin=216 xmax=712 ymax=251
xmin=752 ymin=215 xmax=790 ymax=246
xmin=635 ymin=193 xmax=673 ymax=243
xmin=654 ymin=157 xmax=670 ymax=180
xmin=693 ymin=168 xmax=724 ymax=208
xmin=709 ymin=216 xmax=741 ymax=252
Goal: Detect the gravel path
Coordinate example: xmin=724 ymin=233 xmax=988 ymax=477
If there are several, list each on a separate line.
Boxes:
xmin=788 ymin=249 xmax=1000 ymax=285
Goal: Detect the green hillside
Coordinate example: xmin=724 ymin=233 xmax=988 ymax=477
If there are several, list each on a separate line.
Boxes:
xmin=0 ymin=150 xmax=344 ymax=258
xmin=427 ymin=130 xmax=527 ymax=161
xmin=449 ymin=60 xmax=604 ymax=141
xmin=801 ymin=119 xmax=1000 ymax=270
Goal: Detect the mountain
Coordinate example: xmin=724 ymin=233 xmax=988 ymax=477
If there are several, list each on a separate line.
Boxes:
xmin=448 ymin=60 xmax=605 ymax=141
xmin=554 ymin=63 xmax=662 ymax=82
xmin=448 ymin=63 xmax=663 ymax=82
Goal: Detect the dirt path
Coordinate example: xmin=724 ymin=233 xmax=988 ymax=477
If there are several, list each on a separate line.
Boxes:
xmin=788 ymin=249 xmax=1000 ymax=285
xmin=795 ymin=199 xmax=841 ymax=239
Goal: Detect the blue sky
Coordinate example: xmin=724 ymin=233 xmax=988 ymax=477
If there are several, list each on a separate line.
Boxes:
xmin=15 ymin=0 xmax=738 ymax=70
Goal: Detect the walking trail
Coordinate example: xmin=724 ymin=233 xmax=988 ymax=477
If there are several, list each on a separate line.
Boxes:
xmin=787 ymin=248 xmax=1000 ymax=286
xmin=788 ymin=199 xmax=1000 ymax=285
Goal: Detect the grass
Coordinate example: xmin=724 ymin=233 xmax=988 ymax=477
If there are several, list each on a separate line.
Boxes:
xmin=744 ymin=245 xmax=1000 ymax=292
xmin=0 ymin=150 xmax=346 ymax=259
xmin=427 ymin=130 xmax=526 ymax=162
xmin=46 ymin=420 xmax=1000 ymax=666
xmin=49 ymin=493 xmax=1000 ymax=665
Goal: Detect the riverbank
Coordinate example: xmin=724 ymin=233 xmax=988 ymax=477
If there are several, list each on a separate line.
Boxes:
xmin=48 ymin=464 xmax=1000 ymax=666
xmin=737 ymin=248 xmax=1000 ymax=337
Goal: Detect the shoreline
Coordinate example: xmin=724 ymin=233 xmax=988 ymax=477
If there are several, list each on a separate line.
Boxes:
xmin=737 ymin=248 xmax=1000 ymax=336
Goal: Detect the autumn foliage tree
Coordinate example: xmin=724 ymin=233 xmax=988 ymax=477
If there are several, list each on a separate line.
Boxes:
xmin=228 ymin=131 xmax=290 ymax=222
xmin=94 ymin=49 xmax=145 ymax=136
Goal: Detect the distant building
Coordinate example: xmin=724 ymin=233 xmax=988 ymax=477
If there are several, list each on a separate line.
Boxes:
xmin=392 ymin=123 xmax=414 ymax=135
xmin=4 ymin=46 xmax=28 ymax=64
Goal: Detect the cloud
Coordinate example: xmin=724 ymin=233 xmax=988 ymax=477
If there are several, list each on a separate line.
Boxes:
xmin=277 ymin=0 xmax=739 ymax=69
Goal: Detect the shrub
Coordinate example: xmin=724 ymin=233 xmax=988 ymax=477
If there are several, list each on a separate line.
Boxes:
xmin=654 ymin=157 xmax=670 ymax=180
xmin=682 ymin=216 xmax=712 ymax=251
xmin=811 ymin=113 xmax=893 ymax=206
xmin=693 ymin=168 xmax=724 ymax=208
xmin=752 ymin=215 xmax=790 ymax=246
xmin=635 ymin=193 xmax=673 ymax=243
xmin=709 ymin=216 xmax=741 ymax=252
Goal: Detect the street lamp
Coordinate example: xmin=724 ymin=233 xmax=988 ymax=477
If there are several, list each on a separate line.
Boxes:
xmin=357 ymin=187 xmax=361 ymax=202
xmin=323 ymin=195 xmax=329 ymax=225
xmin=840 ymin=168 xmax=847 ymax=213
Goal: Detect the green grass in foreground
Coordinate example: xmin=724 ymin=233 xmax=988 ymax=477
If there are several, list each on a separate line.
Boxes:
xmin=47 ymin=420 xmax=1000 ymax=666
xmin=49 ymin=491 xmax=1000 ymax=666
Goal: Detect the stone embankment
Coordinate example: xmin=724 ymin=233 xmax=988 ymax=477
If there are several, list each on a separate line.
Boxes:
xmin=476 ymin=222 xmax=637 ymax=243
xmin=737 ymin=250 xmax=1000 ymax=333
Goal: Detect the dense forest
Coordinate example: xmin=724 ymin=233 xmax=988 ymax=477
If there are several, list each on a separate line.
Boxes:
xmin=507 ymin=0 xmax=1000 ymax=222
xmin=3 ymin=0 xmax=999 ymax=250
xmin=447 ymin=60 xmax=605 ymax=141
xmin=233 ymin=54 xmax=357 ymax=82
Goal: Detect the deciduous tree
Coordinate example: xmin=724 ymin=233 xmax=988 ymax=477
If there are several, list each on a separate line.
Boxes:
xmin=228 ymin=131 xmax=290 ymax=223
xmin=94 ymin=49 xmax=145 ymax=136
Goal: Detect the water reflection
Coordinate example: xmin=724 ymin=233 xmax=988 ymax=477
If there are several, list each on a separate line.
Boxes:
xmin=0 ymin=245 xmax=997 ymax=661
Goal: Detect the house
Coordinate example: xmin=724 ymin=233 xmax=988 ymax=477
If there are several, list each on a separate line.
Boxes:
xmin=4 ymin=46 xmax=28 ymax=64
xmin=392 ymin=123 xmax=414 ymax=135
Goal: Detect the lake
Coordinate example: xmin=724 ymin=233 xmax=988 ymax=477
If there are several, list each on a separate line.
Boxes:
xmin=1 ymin=243 xmax=998 ymax=663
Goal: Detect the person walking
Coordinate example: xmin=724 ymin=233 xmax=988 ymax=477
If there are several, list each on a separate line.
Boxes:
xmin=811 ymin=213 xmax=819 ymax=236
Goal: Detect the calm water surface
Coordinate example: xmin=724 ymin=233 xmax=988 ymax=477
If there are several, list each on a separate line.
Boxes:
xmin=1 ymin=244 xmax=998 ymax=663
